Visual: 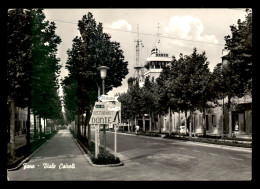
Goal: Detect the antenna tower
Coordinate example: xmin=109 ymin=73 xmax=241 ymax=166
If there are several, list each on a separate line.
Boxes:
xmin=156 ymin=22 xmax=161 ymax=53
xmin=133 ymin=24 xmax=144 ymax=82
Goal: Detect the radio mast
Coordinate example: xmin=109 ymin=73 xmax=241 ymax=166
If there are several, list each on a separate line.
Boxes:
xmin=133 ymin=24 xmax=144 ymax=84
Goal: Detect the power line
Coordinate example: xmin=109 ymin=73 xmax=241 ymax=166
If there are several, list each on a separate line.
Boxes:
xmin=48 ymin=19 xmax=225 ymax=47
xmin=8 ymin=13 xmax=225 ymax=47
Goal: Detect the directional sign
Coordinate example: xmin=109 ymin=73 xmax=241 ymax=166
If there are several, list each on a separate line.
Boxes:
xmin=89 ymin=101 xmax=121 ymax=124
xmin=98 ymin=95 xmax=118 ymax=102
xmin=95 ymin=104 xmax=104 ymax=108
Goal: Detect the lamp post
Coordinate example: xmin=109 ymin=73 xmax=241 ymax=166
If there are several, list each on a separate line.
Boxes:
xmin=221 ymin=49 xmax=228 ymax=138
xmin=97 ymin=66 xmax=110 ymax=152
xmin=97 ymin=66 xmax=110 ymax=95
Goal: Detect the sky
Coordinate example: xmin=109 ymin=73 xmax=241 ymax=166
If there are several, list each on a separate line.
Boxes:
xmin=43 ymin=8 xmax=248 ymax=97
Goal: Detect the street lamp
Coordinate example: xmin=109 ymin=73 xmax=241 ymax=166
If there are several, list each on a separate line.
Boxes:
xmin=97 ymin=66 xmax=110 ymax=152
xmin=97 ymin=66 xmax=110 ymax=95
xmin=221 ymin=49 xmax=229 ymax=138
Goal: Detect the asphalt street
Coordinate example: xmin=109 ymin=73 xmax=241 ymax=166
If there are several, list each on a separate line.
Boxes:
xmin=92 ymin=129 xmax=252 ymax=180
xmin=8 ymin=129 xmax=252 ymax=181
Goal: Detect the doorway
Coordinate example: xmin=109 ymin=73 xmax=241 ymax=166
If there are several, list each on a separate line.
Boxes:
xmin=232 ymin=111 xmax=245 ymax=132
xmin=205 ymin=115 xmax=209 ymax=131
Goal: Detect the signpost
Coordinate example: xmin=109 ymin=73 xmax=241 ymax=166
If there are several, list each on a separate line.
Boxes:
xmin=98 ymin=95 xmax=118 ymax=102
xmin=89 ymin=100 xmax=121 ymax=158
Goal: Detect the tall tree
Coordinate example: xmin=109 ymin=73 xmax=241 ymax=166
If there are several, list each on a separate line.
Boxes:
xmin=224 ymin=8 xmax=252 ymax=95
xmin=62 ymin=36 xmax=83 ymax=139
xmin=221 ymin=8 xmax=252 ymax=137
xmin=159 ymin=49 xmax=214 ymax=137
xmin=140 ymin=76 xmax=163 ymax=132
xmin=117 ymin=92 xmax=132 ymax=127
xmin=7 ymin=8 xmax=32 ymax=158
xmin=63 ymin=12 xmax=129 ymax=147
xmin=7 ymin=8 xmax=62 ymax=158
xmin=30 ymin=9 xmax=62 ymax=139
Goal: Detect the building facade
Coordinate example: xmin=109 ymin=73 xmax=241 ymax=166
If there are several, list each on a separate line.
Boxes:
xmin=137 ymin=48 xmax=252 ymax=137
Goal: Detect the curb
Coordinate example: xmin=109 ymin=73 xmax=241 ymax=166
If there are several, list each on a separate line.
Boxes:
xmin=182 ymin=140 xmax=252 ymax=153
xmin=73 ymin=137 xmax=123 ymax=167
xmin=7 ymin=132 xmax=57 ymax=172
xmin=107 ymin=131 xmax=252 ymax=152
xmin=7 ymin=140 xmax=49 ymax=172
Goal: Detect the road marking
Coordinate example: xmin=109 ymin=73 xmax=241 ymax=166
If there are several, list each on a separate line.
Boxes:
xmin=193 ymin=150 xmax=201 ymax=153
xmin=229 ymin=157 xmax=243 ymax=161
xmin=179 ymin=147 xmax=188 ymax=151
xmin=209 ymin=153 xmax=218 ymax=156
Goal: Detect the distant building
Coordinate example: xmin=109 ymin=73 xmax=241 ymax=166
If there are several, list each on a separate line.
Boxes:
xmin=143 ymin=47 xmax=172 ymax=81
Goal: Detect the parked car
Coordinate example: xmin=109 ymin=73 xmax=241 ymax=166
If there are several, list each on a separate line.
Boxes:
xmin=179 ymin=126 xmax=187 ymax=134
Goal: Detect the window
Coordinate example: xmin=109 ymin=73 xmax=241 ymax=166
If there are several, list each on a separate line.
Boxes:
xmin=155 ymin=62 xmax=160 ymax=69
xmin=150 ymin=62 xmax=155 ymax=69
xmin=212 ymin=115 xmax=216 ymax=127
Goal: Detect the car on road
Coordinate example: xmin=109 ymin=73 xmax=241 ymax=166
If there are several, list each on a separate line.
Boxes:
xmin=179 ymin=126 xmax=187 ymax=134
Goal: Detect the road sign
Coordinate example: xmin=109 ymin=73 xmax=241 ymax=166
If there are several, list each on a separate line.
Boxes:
xmin=98 ymin=95 xmax=118 ymax=102
xmin=89 ymin=101 xmax=121 ymax=124
xmin=95 ymin=104 xmax=104 ymax=108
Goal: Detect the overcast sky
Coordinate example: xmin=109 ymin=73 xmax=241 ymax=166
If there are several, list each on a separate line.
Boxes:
xmin=43 ymin=8 xmax=248 ymax=97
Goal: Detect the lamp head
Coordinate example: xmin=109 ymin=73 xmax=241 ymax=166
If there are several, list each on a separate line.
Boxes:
xmin=97 ymin=66 xmax=110 ymax=79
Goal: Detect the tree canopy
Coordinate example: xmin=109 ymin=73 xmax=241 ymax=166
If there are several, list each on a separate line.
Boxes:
xmin=62 ymin=12 xmax=129 ymax=138
xmin=224 ymin=8 xmax=252 ymax=96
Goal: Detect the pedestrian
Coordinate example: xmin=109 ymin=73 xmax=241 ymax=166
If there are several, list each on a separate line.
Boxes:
xmin=135 ymin=125 xmax=139 ymax=134
xmin=235 ymin=121 xmax=239 ymax=131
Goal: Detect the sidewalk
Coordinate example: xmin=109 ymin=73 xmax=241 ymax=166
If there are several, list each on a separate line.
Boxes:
xmin=7 ymin=134 xmax=27 ymax=154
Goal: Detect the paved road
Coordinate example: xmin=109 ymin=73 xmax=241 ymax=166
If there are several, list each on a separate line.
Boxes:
xmin=8 ymin=129 xmax=252 ymax=181
xmin=92 ymin=130 xmax=252 ymax=180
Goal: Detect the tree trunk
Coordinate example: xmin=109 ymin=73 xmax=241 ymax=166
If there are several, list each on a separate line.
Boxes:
xmin=26 ymin=104 xmax=31 ymax=151
xmin=87 ymin=124 xmax=91 ymax=147
xmin=77 ymin=114 xmax=81 ymax=139
xmin=152 ymin=112 xmax=155 ymax=131
xmin=158 ymin=114 xmax=161 ymax=133
xmin=193 ymin=114 xmax=196 ymax=135
xmin=202 ymin=109 xmax=206 ymax=136
xmin=84 ymin=114 xmax=87 ymax=140
xmin=84 ymin=110 xmax=91 ymax=147
xmin=189 ymin=112 xmax=192 ymax=137
xmin=143 ymin=115 xmax=145 ymax=133
xmin=39 ymin=116 xmax=42 ymax=140
xmin=178 ymin=111 xmax=181 ymax=134
xmin=34 ymin=114 xmax=37 ymax=141
xmin=228 ymin=96 xmax=232 ymax=138
xmin=134 ymin=116 xmax=137 ymax=131
xmin=185 ymin=111 xmax=188 ymax=135
xmin=75 ymin=115 xmax=78 ymax=138
xmin=82 ymin=114 xmax=84 ymax=139
xmin=149 ymin=111 xmax=152 ymax=132
xmin=169 ymin=107 xmax=172 ymax=134
xmin=173 ymin=112 xmax=175 ymax=133
xmin=131 ymin=116 xmax=134 ymax=132
xmin=44 ymin=118 xmax=46 ymax=138
xmin=10 ymin=98 xmax=16 ymax=159
xmin=128 ymin=119 xmax=130 ymax=132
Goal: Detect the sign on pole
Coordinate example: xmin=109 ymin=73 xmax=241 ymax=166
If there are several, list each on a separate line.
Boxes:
xmin=98 ymin=95 xmax=119 ymax=102
xmin=89 ymin=101 xmax=121 ymax=125
xmin=89 ymin=101 xmax=121 ymax=158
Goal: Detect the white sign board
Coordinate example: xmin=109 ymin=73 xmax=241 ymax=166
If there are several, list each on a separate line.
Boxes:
xmin=89 ymin=101 xmax=121 ymax=124
xmin=98 ymin=95 xmax=118 ymax=102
